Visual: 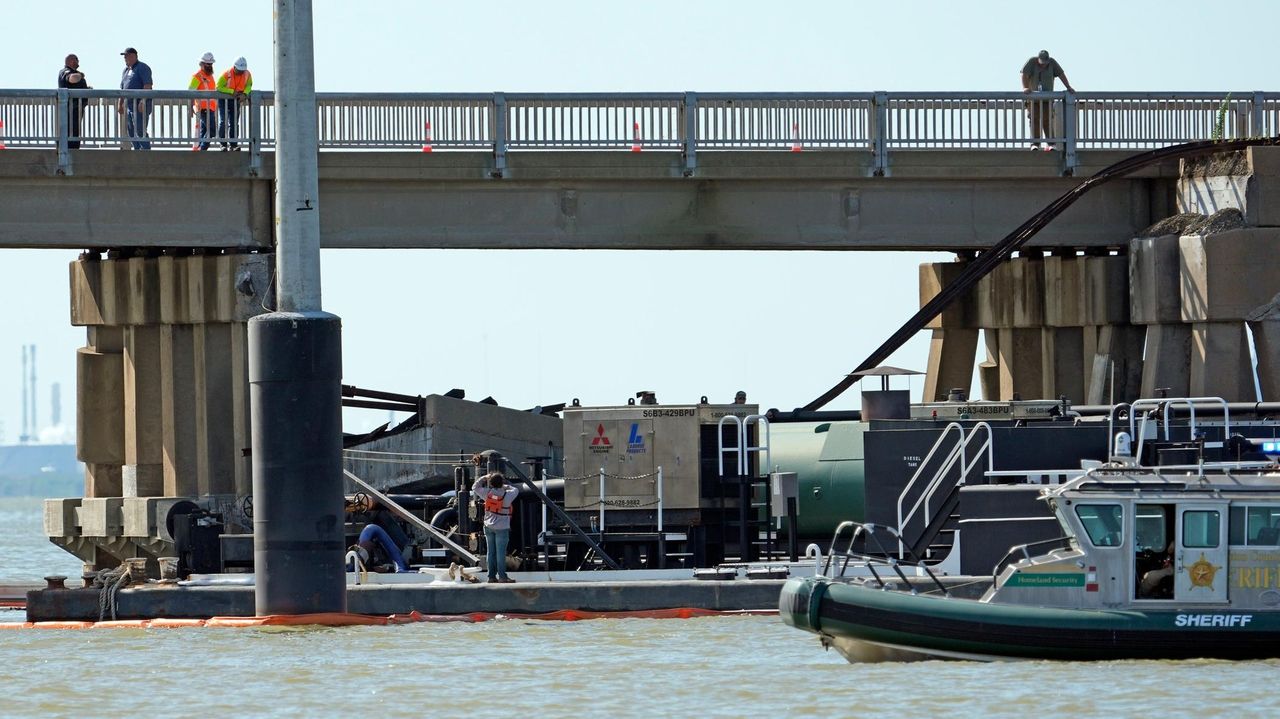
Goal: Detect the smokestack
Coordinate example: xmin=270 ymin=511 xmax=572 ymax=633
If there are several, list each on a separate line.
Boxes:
xmin=51 ymin=382 xmax=61 ymax=428
xmin=20 ymin=346 xmax=28 ymax=443
xmin=29 ymin=344 xmax=37 ymax=439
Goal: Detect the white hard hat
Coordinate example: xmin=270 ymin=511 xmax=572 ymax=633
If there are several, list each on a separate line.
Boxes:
xmin=200 ymin=52 xmax=215 ymax=64
xmin=233 ymin=57 xmax=248 ymax=71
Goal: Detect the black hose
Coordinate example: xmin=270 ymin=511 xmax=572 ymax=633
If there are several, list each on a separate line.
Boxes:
xmin=430 ymin=507 xmax=458 ymax=530
xmin=803 ymin=136 xmax=1280 ymax=411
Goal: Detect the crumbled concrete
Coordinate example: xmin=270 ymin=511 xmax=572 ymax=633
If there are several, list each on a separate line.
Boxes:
xmin=1186 ymin=208 xmax=1247 ymax=235
xmin=1136 ymin=212 xmax=1206 ymax=238
xmin=1182 ymin=150 xmax=1250 ymax=178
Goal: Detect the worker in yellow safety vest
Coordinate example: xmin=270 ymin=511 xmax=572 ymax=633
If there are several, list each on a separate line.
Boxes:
xmin=216 ymin=57 xmax=253 ymax=151
xmin=188 ymin=52 xmax=217 ymax=151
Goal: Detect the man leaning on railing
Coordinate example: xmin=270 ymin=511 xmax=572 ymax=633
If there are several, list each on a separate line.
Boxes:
xmin=118 ymin=47 xmax=153 ymax=150
xmin=216 ymin=57 xmax=253 ymax=151
xmin=1021 ymin=50 xmax=1074 ymax=152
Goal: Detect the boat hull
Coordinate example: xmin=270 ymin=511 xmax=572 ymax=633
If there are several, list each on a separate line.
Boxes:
xmin=780 ymin=577 xmax=1280 ymax=662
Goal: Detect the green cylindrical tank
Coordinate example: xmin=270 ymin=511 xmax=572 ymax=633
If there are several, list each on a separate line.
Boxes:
xmin=767 ymin=420 xmax=867 ymax=537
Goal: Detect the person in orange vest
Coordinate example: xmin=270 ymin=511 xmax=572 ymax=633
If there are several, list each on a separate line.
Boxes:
xmin=216 ymin=57 xmax=253 ymax=151
xmin=188 ymin=53 xmax=217 ymax=151
xmin=471 ymin=471 xmax=519 ymax=583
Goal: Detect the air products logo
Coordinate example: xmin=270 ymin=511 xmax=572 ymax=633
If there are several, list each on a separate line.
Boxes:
xmin=627 ymin=423 xmax=646 ymax=454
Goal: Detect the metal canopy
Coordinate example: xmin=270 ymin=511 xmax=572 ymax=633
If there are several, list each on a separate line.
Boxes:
xmin=848 ymin=366 xmax=924 ymax=391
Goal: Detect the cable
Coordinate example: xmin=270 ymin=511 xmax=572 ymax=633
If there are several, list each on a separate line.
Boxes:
xmin=803 ymin=136 xmax=1280 ymax=411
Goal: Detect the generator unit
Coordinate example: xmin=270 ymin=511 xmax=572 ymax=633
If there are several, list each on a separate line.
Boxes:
xmin=560 ymin=399 xmax=763 ymax=566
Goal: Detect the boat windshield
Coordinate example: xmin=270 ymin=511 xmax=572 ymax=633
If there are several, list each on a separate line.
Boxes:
xmin=1229 ymin=505 xmax=1280 ymax=546
xmin=1075 ymin=504 xmax=1123 ymax=547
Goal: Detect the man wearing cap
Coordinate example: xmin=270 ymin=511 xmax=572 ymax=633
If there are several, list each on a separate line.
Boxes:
xmin=1020 ymin=50 xmax=1075 ymax=151
xmin=189 ymin=53 xmax=218 ymax=151
xmin=57 ymin=54 xmax=89 ymax=149
xmin=118 ymin=47 xmax=153 ymax=150
xmin=216 ymin=57 xmax=253 ymax=151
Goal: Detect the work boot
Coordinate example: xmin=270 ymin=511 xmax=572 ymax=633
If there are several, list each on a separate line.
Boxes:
xmin=499 ymin=577 xmax=516 ymax=584
xmin=487 ymin=576 xmax=500 ymax=583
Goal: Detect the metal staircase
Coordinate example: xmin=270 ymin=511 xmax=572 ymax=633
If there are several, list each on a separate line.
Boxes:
xmin=895 ymin=422 xmax=993 ymax=560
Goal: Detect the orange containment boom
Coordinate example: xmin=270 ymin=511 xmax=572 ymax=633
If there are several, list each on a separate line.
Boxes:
xmin=0 ymin=608 xmax=776 ymax=630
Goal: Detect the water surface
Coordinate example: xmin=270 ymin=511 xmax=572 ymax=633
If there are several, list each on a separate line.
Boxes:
xmin=0 ymin=498 xmax=1269 ymax=718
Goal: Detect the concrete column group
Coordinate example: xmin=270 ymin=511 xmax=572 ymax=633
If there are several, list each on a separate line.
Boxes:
xmin=920 ymin=251 xmax=1139 ymax=403
xmin=920 ymin=146 xmax=1280 ymax=404
xmin=70 ymin=251 xmax=273 ymax=502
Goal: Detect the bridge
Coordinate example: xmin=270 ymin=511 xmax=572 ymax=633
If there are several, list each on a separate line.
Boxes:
xmin=20 ymin=86 xmax=1280 ymax=587
xmin=2 ymin=90 xmax=1271 ymax=251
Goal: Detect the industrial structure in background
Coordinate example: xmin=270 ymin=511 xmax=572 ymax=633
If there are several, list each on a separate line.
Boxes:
xmin=1 ymin=343 xmax=78 ymax=495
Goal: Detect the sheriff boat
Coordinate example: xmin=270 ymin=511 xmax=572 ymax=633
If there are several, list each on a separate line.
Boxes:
xmin=781 ymin=399 xmax=1280 ymax=662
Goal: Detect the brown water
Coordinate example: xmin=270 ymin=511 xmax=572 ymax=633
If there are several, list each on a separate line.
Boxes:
xmin=2 ymin=498 xmax=1274 ymax=717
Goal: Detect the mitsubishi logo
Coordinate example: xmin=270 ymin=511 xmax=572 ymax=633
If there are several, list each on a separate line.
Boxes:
xmin=590 ymin=423 xmax=611 ymax=446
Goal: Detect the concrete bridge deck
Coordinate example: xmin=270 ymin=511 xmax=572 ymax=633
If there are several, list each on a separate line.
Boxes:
xmin=0 ymin=148 xmax=1174 ymax=251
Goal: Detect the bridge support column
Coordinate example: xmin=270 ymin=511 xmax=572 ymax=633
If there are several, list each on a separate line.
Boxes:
xmin=195 ymin=322 xmax=237 ymax=497
xmin=1139 ymin=324 xmax=1191 ymax=397
xmin=997 ymin=327 xmax=1043 ymax=400
xmin=978 ymin=330 xmax=1000 ymax=400
xmin=123 ymin=325 xmax=164 ymax=496
xmin=253 ymin=0 xmax=347 ymax=616
xmin=1189 ymin=322 xmax=1255 ymax=399
xmin=1042 ymin=327 xmax=1084 ymax=401
xmin=923 ymin=329 xmax=977 ymax=402
xmin=160 ymin=324 xmax=200 ymax=497
xmin=76 ymin=327 xmax=124 ymax=498
xmin=919 ymin=262 xmax=977 ymax=401
xmin=1249 ymin=317 xmax=1280 ymax=400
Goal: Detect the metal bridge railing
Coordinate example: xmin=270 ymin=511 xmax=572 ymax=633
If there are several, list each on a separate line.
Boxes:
xmin=0 ymin=89 xmax=1274 ymax=175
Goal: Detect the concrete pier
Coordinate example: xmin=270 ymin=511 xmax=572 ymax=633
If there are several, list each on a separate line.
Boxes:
xmin=55 ymin=252 xmax=274 ymax=570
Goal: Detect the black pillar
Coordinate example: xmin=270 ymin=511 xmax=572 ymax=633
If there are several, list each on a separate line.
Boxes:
xmin=249 ymin=311 xmax=346 ymax=615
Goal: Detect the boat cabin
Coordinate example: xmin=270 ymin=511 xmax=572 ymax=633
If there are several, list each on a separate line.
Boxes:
xmin=989 ymin=471 xmax=1280 ymax=610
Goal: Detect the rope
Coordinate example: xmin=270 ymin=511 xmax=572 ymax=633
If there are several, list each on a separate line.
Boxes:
xmin=93 ymin=565 xmax=133 ymax=621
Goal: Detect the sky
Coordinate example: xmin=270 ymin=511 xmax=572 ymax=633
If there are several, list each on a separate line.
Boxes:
xmin=2 ymin=0 xmax=1278 ymax=442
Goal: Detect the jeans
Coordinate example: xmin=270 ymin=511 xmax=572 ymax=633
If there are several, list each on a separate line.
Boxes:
xmin=1028 ymin=100 xmax=1054 ymax=145
xmin=193 ymin=109 xmax=215 ymax=150
xmin=218 ymin=98 xmax=240 ymax=149
xmin=484 ymin=526 xmax=510 ymax=579
xmin=358 ymin=524 xmax=408 ymax=572
xmin=125 ymin=103 xmax=150 ymax=150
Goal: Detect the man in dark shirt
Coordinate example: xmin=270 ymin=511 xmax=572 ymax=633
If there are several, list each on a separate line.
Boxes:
xmin=1020 ymin=50 xmax=1075 ymax=151
xmin=118 ymin=47 xmax=153 ymax=150
xmin=57 ymin=54 xmax=88 ymax=149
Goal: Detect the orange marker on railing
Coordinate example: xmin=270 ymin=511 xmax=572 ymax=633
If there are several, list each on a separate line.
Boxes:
xmin=631 ymin=121 xmax=642 ymax=152
xmin=0 ymin=119 xmax=6 ymax=150
xmin=790 ymin=122 xmax=802 ymax=153
xmin=422 ymin=121 xmax=433 ymax=152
